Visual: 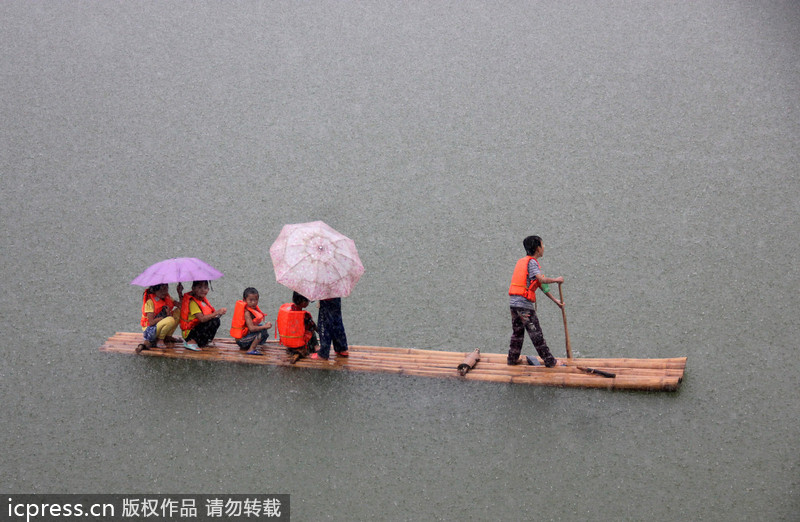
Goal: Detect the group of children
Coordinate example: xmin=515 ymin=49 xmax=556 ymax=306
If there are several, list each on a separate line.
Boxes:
xmin=136 ymin=282 xmax=348 ymax=360
xmin=137 ymin=234 xmax=565 ymax=367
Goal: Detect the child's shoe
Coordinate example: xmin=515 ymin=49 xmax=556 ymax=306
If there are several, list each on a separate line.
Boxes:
xmin=336 ymin=351 xmax=349 ymax=357
xmin=246 ymin=348 xmax=263 ymax=355
xmin=310 ymin=353 xmax=328 ymax=360
xmin=183 ymin=339 xmax=200 ymax=351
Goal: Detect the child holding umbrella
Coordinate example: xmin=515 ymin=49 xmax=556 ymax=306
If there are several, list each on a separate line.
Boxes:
xmin=311 ymin=297 xmax=350 ymax=360
xmin=180 ymin=280 xmax=227 ymax=351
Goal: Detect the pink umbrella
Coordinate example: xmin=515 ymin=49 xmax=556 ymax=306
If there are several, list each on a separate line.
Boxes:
xmin=130 ymin=257 xmax=224 ymax=287
xmin=269 ymin=221 xmax=364 ymax=301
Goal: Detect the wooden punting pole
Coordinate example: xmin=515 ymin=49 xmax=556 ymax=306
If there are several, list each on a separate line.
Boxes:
xmin=558 ymin=283 xmax=573 ymax=359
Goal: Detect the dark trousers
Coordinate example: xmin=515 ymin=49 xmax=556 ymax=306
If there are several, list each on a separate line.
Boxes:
xmin=317 ymin=298 xmax=348 ymax=359
xmin=236 ymin=330 xmax=268 ymax=350
xmin=508 ymin=307 xmax=556 ymax=367
xmin=186 ymin=317 xmax=220 ymax=347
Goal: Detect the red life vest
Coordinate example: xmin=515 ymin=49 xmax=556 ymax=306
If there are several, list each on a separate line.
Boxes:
xmin=230 ymin=300 xmax=266 ymax=339
xmin=276 ymin=303 xmax=310 ymax=348
xmin=508 ymin=256 xmax=542 ymax=302
xmin=180 ymin=293 xmax=215 ymax=331
xmin=140 ymin=291 xmax=175 ymax=327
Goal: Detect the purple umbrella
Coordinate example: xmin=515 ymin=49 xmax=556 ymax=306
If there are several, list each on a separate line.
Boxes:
xmin=130 ymin=257 xmax=224 ymax=287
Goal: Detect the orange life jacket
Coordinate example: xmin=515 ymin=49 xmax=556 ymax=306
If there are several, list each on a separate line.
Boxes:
xmin=140 ymin=291 xmax=175 ymax=327
xmin=508 ymin=256 xmax=542 ymax=302
xmin=230 ymin=300 xmax=266 ymax=339
xmin=276 ymin=303 xmax=310 ymax=348
xmin=180 ymin=293 xmax=215 ymax=331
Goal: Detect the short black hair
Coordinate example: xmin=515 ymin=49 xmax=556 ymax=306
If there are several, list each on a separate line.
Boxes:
xmin=243 ymin=287 xmax=259 ymax=300
xmin=523 ymin=235 xmax=542 ymax=256
xmin=147 ymin=283 xmax=168 ymax=293
xmin=292 ymin=291 xmax=310 ymax=306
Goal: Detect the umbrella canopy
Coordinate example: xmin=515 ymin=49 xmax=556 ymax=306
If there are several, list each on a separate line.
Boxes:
xmin=269 ymin=221 xmax=364 ymax=301
xmin=130 ymin=257 xmax=224 ymax=287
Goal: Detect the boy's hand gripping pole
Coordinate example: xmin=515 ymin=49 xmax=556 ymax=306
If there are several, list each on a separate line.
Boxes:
xmin=558 ymin=283 xmax=573 ymax=359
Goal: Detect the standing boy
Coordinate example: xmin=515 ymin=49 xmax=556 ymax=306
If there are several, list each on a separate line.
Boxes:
xmin=508 ymin=235 xmax=564 ymax=367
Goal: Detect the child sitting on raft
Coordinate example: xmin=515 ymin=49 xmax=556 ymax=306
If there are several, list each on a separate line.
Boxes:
xmin=276 ymin=291 xmax=318 ymax=360
xmin=230 ymin=287 xmax=273 ymax=355
xmin=180 ymin=280 xmax=227 ymax=351
xmin=136 ymin=283 xmax=181 ymax=353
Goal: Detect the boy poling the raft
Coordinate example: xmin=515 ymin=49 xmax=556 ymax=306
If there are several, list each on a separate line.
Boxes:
xmin=507 ymin=235 xmax=565 ymax=367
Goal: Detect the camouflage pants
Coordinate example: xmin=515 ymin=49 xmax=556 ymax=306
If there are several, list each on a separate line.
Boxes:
xmin=508 ymin=307 xmax=556 ymax=367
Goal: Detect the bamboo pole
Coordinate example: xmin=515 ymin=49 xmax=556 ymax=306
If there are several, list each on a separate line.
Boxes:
xmin=558 ymin=283 xmax=573 ymax=359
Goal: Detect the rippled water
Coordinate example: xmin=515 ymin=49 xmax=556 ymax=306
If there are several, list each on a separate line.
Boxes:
xmin=2 ymin=2 xmax=798 ymax=520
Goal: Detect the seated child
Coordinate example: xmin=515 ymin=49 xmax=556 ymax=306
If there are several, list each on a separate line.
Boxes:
xmin=180 ymin=280 xmax=227 ymax=351
xmin=136 ymin=283 xmax=180 ymax=353
xmin=276 ymin=291 xmax=318 ymax=360
xmin=230 ymin=287 xmax=272 ymax=355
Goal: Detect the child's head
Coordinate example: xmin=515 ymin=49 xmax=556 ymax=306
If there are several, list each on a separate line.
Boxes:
xmin=243 ymin=287 xmax=259 ymax=307
xmin=147 ymin=283 xmax=169 ymax=298
xmin=192 ymin=280 xmax=210 ymax=297
xmin=292 ymin=291 xmax=310 ymax=309
xmin=523 ymin=235 xmax=543 ymax=256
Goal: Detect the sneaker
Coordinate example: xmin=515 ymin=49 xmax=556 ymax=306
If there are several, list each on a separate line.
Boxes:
xmin=336 ymin=351 xmax=349 ymax=357
xmin=183 ymin=340 xmax=200 ymax=351
xmin=310 ymin=353 xmax=328 ymax=360
xmin=246 ymin=348 xmax=263 ymax=355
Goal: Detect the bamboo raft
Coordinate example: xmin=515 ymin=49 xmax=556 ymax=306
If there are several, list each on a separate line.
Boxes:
xmin=100 ymin=332 xmax=686 ymax=391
